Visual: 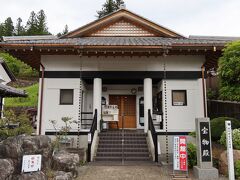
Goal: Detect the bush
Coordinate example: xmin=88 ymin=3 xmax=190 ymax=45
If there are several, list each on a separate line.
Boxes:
xmin=0 ymin=110 xmax=33 ymax=141
xmin=211 ymin=117 xmax=240 ymax=141
xmin=220 ymin=129 xmax=240 ymax=150
xmin=187 ymin=142 xmax=197 ymax=168
xmin=235 ymin=160 xmax=240 ymax=179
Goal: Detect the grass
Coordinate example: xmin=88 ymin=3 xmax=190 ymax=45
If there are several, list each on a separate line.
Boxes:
xmin=5 ymin=83 xmax=39 ymax=107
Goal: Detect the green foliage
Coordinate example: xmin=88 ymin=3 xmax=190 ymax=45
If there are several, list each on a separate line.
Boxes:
xmin=5 ymin=83 xmax=39 ymax=107
xmin=0 ymin=110 xmax=33 ymax=140
xmin=218 ymin=41 xmax=240 ymax=101
xmin=97 ymin=0 xmax=125 ymax=18
xmin=0 ymin=9 xmax=50 ymax=38
xmin=207 ymin=89 xmax=218 ymax=100
xmin=235 ymin=160 xmax=240 ymax=179
xmin=187 ymin=142 xmax=197 ymax=168
xmin=57 ymin=24 xmax=69 ymax=37
xmin=220 ymin=129 xmax=240 ymax=150
xmin=0 ymin=53 xmax=38 ymax=77
xmin=189 ymin=131 xmax=196 ymax=138
xmin=211 ymin=117 xmax=240 ymax=141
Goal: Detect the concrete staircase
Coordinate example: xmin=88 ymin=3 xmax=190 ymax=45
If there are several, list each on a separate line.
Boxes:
xmin=94 ymin=130 xmax=151 ymax=162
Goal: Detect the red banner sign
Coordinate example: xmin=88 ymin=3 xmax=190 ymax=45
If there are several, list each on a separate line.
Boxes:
xmin=179 ymin=136 xmax=187 ymax=171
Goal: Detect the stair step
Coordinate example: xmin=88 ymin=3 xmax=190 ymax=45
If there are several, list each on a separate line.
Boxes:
xmin=95 ymin=156 xmax=151 ymax=161
xmin=99 ymin=137 xmax=146 ymax=141
xmin=98 ymin=140 xmax=147 ymax=144
xmin=98 ymin=144 xmax=148 ymax=149
xmin=97 ymin=148 xmax=149 ymax=152
xmin=96 ymin=152 xmax=149 ymax=157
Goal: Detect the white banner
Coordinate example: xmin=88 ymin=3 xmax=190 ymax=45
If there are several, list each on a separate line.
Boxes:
xmin=173 ymin=136 xmax=180 ymax=170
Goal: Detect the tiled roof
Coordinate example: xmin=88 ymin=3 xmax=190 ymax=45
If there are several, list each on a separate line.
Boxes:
xmin=0 ymin=83 xmax=27 ymax=97
xmin=0 ymin=36 xmax=233 ymax=46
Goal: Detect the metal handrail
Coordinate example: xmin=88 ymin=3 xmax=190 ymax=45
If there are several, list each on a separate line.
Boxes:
xmin=148 ymin=109 xmax=158 ymax=162
xmin=87 ymin=109 xmax=97 ymax=162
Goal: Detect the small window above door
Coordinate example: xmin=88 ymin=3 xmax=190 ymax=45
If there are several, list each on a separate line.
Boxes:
xmin=172 ymin=90 xmax=187 ymax=106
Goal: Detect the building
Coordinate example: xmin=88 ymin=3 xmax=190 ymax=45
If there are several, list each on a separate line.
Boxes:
xmin=0 ymin=8 xmax=233 ymax=162
xmin=0 ymin=58 xmax=27 ymax=118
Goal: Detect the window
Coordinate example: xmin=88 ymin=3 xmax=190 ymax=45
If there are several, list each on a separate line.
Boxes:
xmin=60 ymin=89 xmax=74 ymax=105
xmin=172 ymin=90 xmax=187 ymax=106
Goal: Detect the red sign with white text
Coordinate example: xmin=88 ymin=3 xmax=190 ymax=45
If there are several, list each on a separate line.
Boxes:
xmin=179 ymin=136 xmax=187 ymax=171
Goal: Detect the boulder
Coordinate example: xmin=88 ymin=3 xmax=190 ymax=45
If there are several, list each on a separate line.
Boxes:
xmin=0 ymin=159 xmax=14 ymax=180
xmin=52 ymin=151 xmax=79 ymax=177
xmin=0 ymin=135 xmax=52 ymax=174
xmin=17 ymin=171 xmax=47 ymax=180
xmin=54 ymin=171 xmax=73 ymax=180
xmin=219 ymin=150 xmax=240 ymax=175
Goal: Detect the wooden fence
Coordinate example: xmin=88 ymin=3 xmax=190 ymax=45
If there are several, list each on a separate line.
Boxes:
xmin=207 ymin=100 xmax=240 ymax=120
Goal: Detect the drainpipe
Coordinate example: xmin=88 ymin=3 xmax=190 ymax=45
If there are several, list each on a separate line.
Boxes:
xmin=39 ymin=63 xmax=45 ymax=135
xmin=201 ymin=65 xmax=207 ymax=117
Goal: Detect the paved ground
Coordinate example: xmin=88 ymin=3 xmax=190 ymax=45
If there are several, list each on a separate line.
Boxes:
xmin=77 ymin=164 xmax=228 ymax=180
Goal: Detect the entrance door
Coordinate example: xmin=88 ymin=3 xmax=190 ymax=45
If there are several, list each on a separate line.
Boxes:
xmin=109 ymin=95 xmax=136 ymax=129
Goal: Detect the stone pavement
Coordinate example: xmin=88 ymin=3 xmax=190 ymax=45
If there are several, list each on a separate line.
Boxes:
xmin=77 ymin=164 xmax=227 ymax=180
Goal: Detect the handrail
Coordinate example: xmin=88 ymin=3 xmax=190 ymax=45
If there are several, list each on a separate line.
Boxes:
xmin=87 ymin=109 xmax=97 ymax=162
xmin=148 ymin=109 xmax=158 ymax=162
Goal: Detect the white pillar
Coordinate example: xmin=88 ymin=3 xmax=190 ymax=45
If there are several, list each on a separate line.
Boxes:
xmin=144 ymin=78 xmax=153 ymax=133
xmin=93 ymin=78 xmax=102 ymax=130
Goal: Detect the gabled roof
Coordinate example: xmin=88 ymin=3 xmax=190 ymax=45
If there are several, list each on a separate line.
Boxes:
xmin=0 ymin=83 xmax=27 ymax=97
xmin=61 ymin=8 xmax=184 ymax=38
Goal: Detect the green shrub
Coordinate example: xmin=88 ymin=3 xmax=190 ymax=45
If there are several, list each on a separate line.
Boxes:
xmin=0 ymin=110 xmax=33 ymax=141
xmin=235 ymin=160 xmax=240 ymax=179
xmin=187 ymin=142 xmax=197 ymax=168
xmin=211 ymin=117 xmax=240 ymax=141
xmin=220 ymin=129 xmax=240 ymax=150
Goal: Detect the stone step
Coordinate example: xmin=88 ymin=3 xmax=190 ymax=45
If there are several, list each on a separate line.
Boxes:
xmin=98 ymin=139 xmax=147 ymax=144
xmin=99 ymin=136 xmax=146 ymax=141
xmin=97 ymin=147 xmax=149 ymax=153
xmin=98 ymin=144 xmax=148 ymax=149
xmin=96 ymin=152 xmax=149 ymax=157
xmin=95 ymin=156 xmax=151 ymax=161
xmin=99 ymin=133 xmax=146 ymax=137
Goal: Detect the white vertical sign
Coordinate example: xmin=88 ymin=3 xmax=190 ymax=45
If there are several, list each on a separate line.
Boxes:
xmin=225 ymin=121 xmax=235 ymax=180
xmin=173 ymin=136 xmax=180 ymax=170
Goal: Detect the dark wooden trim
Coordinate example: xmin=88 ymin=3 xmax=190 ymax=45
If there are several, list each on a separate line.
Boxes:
xmin=156 ymin=131 xmax=191 ymax=135
xmin=41 ymin=71 xmax=205 ymax=80
xmin=45 ymin=131 xmax=89 ymax=135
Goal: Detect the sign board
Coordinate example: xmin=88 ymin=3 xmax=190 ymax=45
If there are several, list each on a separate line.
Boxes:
xmin=173 ymin=136 xmax=188 ymax=171
xmin=21 ymin=155 xmax=42 ymax=173
xmin=199 ymin=122 xmax=211 ymax=162
xmin=225 ymin=121 xmax=235 ymax=180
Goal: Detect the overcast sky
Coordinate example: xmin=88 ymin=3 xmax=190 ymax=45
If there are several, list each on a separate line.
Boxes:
xmin=1 ymin=0 xmax=240 ymax=37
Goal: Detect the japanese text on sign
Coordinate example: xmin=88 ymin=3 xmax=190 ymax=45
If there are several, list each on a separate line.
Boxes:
xmin=199 ymin=122 xmax=211 ymax=162
xmin=21 ymin=155 xmax=42 ymax=173
xmin=173 ymin=136 xmax=188 ymax=171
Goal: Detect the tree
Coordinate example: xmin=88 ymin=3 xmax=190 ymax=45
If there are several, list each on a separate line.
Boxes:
xmin=3 ymin=17 xmax=14 ymax=36
xmin=57 ymin=24 xmax=69 ymax=37
xmin=26 ymin=11 xmax=38 ymax=35
xmin=36 ymin=10 xmax=49 ymax=35
xmin=96 ymin=0 xmax=125 ymax=18
xmin=15 ymin=17 xmax=25 ymax=36
xmin=218 ymin=41 xmax=240 ymax=101
xmin=0 ymin=23 xmax=4 ymax=38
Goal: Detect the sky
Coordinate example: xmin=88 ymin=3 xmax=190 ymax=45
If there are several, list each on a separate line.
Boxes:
xmin=1 ymin=0 xmax=240 ymax=37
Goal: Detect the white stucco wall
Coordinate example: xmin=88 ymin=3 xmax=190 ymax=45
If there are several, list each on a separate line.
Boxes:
xmin=0 ymin=64 xmax=11 ymax=84
xmin=37 ymin=55 xmax=206 ymax=137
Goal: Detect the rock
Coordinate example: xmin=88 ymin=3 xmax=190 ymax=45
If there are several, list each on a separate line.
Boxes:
xmin=17 ymin=171 xmax=47 ymax=180
xmin=0 ymin=135 xmax=52 ymax=174
xmin=219 ymin=150 xmax=240 ymax=175
xmin=54 ymin=171 xmax=73 ymax=180
xmin=0 ymin=159 xmax=14 ymax=180
xmin=52 ymin=151 xmax=79 ymax=177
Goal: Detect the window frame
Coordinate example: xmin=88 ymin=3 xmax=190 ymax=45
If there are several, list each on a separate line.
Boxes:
xmin=59 ymin=89 xmax=74 ymax=105
xmin=172 ymin=90 xmax=187 ymax=106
